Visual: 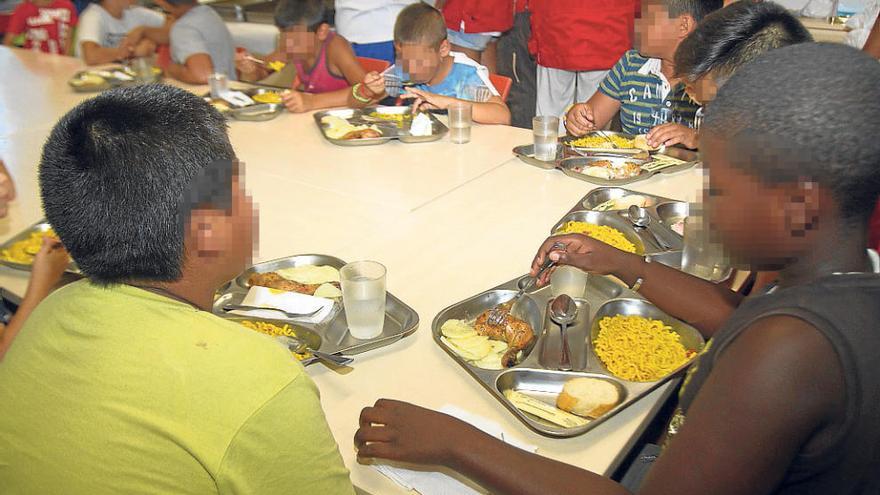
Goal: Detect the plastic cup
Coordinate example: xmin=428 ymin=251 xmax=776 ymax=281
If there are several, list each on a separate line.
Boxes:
xmin=448 ymin=101 xmax=472 ymax=144
xmin=550 ymin=265 xmax=588 ymax=298
xmin=533 ymin=116 xmax=560 ymax=161
xmin=209 ymin=73 xmax=229 ymax=98
xmin=341 ymin=261 xmax=387 ymax=340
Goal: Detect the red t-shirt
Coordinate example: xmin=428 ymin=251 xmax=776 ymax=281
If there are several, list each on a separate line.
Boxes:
xmin=528 ymin=0 xmax=638 ymax=72
xmin=442 ymin=0 xmax=515 ymax=34
xmin=7 ymin=0 xmax=77 ymax=55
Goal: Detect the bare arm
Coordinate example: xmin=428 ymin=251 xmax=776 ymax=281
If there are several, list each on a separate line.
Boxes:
xmin=166 ymin=52 xmax=213 ymax=84
xmin=80 ymin=40 xmax=130 ymax=65
xmin=863 ymin=14 xmax=880 ymax=59
xmin=585 ymin=91 xmax=622 ymax=131
xmin=3 ymin=32 xmax=16 ymax=47
xmin=470 ymin=95 xmax=511 ymax=125
xmin=531 ymin=234 xmax=742 ymax=337
xmin=565 ymin=91 xmax=621 ymax=136
xmin=356 ymin=317 xmax=841 ymax=495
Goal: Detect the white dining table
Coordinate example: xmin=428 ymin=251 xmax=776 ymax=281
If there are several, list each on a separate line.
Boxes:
xmin=0 ymin=46 xmax=707 ymax=494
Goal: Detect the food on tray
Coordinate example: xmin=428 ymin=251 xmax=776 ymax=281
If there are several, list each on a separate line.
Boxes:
xmin=555 ymin=222 xmax=636 ymax=253
xmin=342 ymin=128 xmax=383 ymax=140
xmin=0 ymin=228 xmax=57 ymax=265
xmin=209 ymin=100 xmax=231 ymax=113
xmin=440 ymin=319 xmax=510 ymax=370
xmin=594 ymin=315 xmax=696 ymax=382
xmin=69 ymin=72 xmax=106 ymax=87
xmin=475 ymin=304 xmax=535 ymax=367
xmin=368 ymin=111 xmax=411 ymax=127
xmin=592 ymin=195 xmax=648 ymax=212
xmin=572 ymin=160 xmax=642 ymax=180
xmin=238 ymin=320 xmax=312 ymax=361
xmin=252 ymin=91 xmax=283 ymax=104
xmin=504 ymin=390 xmax=589 ymax=428
xmin=568 ymin=134 xmax=635 ymax=149
xmin=267 ymin=60 xmax=286 ymax=72
xmin=409 ymin=112 xmax=433 ymax=136
xmin=248 ymin=265 xmax=342 ymax=298
xmin=321 ymin=115 xmax=381 ymax=140
xmin=556 ymin=377 xmax=620 ymax=418
xmin=670 ymin=219 xmax=685 ymax=236
xmin=633 ymin=134 xmax=659 ymax=151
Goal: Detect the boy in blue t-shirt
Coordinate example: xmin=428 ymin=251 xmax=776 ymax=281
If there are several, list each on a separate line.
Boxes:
xmin=362 ymin=3 xmax=510 ymax=125
xmin=564 ymin=0 xmax=722 ymax=149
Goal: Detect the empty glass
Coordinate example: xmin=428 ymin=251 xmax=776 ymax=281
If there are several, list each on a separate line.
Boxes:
xmin=341 ymin=261 xmax=387 ymax=339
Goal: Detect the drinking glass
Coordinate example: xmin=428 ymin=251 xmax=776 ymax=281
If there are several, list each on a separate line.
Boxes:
xmin=533 ymin=116 xmax=560 ymax=161
xmin=341 ymin=261 xmax=387 ymax=339
xmin=448 ymin=101 xmax=473 ymax=144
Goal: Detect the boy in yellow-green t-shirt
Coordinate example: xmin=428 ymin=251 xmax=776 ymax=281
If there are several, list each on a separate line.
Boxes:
xmin=0 ymin=85 xmax=355 ymax=494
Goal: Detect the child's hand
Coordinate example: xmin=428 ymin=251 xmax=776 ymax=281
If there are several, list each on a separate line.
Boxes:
xmin=401 ymin=88 xmax=455 ymax=112
xmin=234 ymin=50 xmax=260 ymax=77
xmin=27 ymin=237 xmax=69 ymax=297
xmin=355 ymin=399 xmax=471 ymax=466
xmin=646 ymin=123 xmax=699 ymax=149
xmin=362 ymin=71 xmax=385 ymax=97
xmin=281 ymin=90 xmax=313 ymax=113
xmin=530 ymin=234 xmax=633 ymax=286
xmin=565 ymin=103 xmax=596 ymax=136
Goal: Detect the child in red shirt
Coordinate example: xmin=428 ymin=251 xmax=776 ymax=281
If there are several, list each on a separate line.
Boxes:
xmin=3 ymin=0 xmax=77 ymax=55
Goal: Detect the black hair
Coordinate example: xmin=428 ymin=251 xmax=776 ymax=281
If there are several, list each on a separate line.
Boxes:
xmin=663 ymin=0 xmax=725 ymax=22
xmin=164 ymin=0 xmax=197 ymax=6
xmin=394 ymin=3 xmax=447 ymax=48
xmin=704 ymin=43 xmax=880 ymax=223
xmin=39 ymin=84 xmax=235 ymax=284
xmin=274 ymin=0 xmax=326 ymax=31
xmin=675 ymin=1 xmax=812 ymax=83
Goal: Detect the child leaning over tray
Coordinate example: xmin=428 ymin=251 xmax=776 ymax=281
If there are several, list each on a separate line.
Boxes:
xmin=360 ymin=3 xmax=511 ymax=125
xmin=235 ymin=0 xmax=382 ymax=113
xmin=564 ymin=0 xmax=723 ymax=149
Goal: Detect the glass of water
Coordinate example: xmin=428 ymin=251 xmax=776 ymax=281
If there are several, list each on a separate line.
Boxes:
xmin=448 ymin=101 xmax=473 ymax=144
xmin=533 ymin=116 xmax=559 ymax=161
xmin=341 ymin=260 xmax=387 ymax=340
xmin=550 ymin=265 xmax=588 ymax=298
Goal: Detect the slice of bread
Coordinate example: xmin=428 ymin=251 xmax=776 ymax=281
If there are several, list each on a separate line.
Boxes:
xmin=556 ymin=377 xmax=620 ymax=418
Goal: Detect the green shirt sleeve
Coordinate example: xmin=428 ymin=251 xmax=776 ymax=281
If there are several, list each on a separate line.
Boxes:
xmin=215 ymin=374 xmax=355 ymax=495
xmin=598 ymin=52 xmax=629 ymax=101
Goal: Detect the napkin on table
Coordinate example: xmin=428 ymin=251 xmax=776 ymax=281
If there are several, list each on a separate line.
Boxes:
xmin=228 ymin=286 xmax=336 ymax=324
xmin=372 ymin=405 xmax=538 ymax=495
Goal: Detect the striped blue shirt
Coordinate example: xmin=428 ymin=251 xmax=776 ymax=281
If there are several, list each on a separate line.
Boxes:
xmin=599 ymin=50 xmax=701 ymax=135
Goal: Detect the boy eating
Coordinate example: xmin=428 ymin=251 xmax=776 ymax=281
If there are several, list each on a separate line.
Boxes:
xmin=564 ymin=0 xmax=722 ymax=149
xmin=363 ymin=3 xmax=511 ymax=125
xmin=356 ymin=43 xmax=880 ymax=494
xmin=235 ymin=0 xmax=380 ymax=113
xmin=76 ymin=0 xmax=169 ymax=65
xmin=154 ymin=0 xmax=236 ymax=84
xmin=0 ymin=85 xmax=355 ymax=493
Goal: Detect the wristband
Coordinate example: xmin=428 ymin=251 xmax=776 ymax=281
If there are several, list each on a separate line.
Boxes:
xmin=352 ymin=83 xmax=372 ymax=103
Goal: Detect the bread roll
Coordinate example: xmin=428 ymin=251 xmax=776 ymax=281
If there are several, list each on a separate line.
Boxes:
xmin=556 ymin=377 xmax=620 ymax=418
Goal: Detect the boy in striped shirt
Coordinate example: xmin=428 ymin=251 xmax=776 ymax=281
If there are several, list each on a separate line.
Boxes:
xmin=564 ymin=0 xmax=722 ymax=149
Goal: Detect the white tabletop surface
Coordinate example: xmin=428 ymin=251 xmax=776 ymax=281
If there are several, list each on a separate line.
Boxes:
xmin=0 ymin=46 xmax=706 ymax=494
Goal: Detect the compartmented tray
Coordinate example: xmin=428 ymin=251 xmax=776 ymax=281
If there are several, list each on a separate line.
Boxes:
xmin=0 ymin=220 xmax=79 ymax=273
xmin=513 ymin=143 xmax=699 ymax=187
xmin=68 ymin=65 xmax=163 ymax=93
xmin=204 ymin=87 xmax=285 ymax=121
xmin=432 ymin=275 xmax=704 ymax=437
xmin=313 ymin=105 xmax=448 ymax=146
xmin=213 ymin=254 xmax=419 ymax=362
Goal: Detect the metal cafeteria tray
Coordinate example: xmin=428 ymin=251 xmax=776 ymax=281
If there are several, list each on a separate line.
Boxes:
xmin=313 ymin=105 xmax=448 ymax=146
xmin=213 ymin=254 xmax=419 ymax=361
xmin=432 ymin=275 xmax=704 ymax=437
xmin=204 ymin=87 xmax=285 ymax=121
xmin=558 ymin=154 xmax=697 ymax=187
xmin=0 ymin=220 xmax=79 ymax=273
xmin=68 ymin=65 xmax=162 ymax=93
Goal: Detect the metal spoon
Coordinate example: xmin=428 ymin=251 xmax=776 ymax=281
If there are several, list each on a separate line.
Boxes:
xmin=492 ymin=241 xmax=567 ymax=325
xmin=549 ymin=294 xmax=577 ymax=371
xmin=628 ymin=205 xmax=672 ymax=250
xmin=275 ymin=335 xmax=353 ymax=367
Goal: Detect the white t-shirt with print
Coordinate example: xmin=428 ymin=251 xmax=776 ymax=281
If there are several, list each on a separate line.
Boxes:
xmin=76 ymin=3 xmax=164 ymax=56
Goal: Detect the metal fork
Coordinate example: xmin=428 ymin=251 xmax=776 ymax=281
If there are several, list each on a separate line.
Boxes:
xmin=223 ymin=304 xmax=322 ymax=319
xmin=596 ymin=130 xmax=619 ymax=149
